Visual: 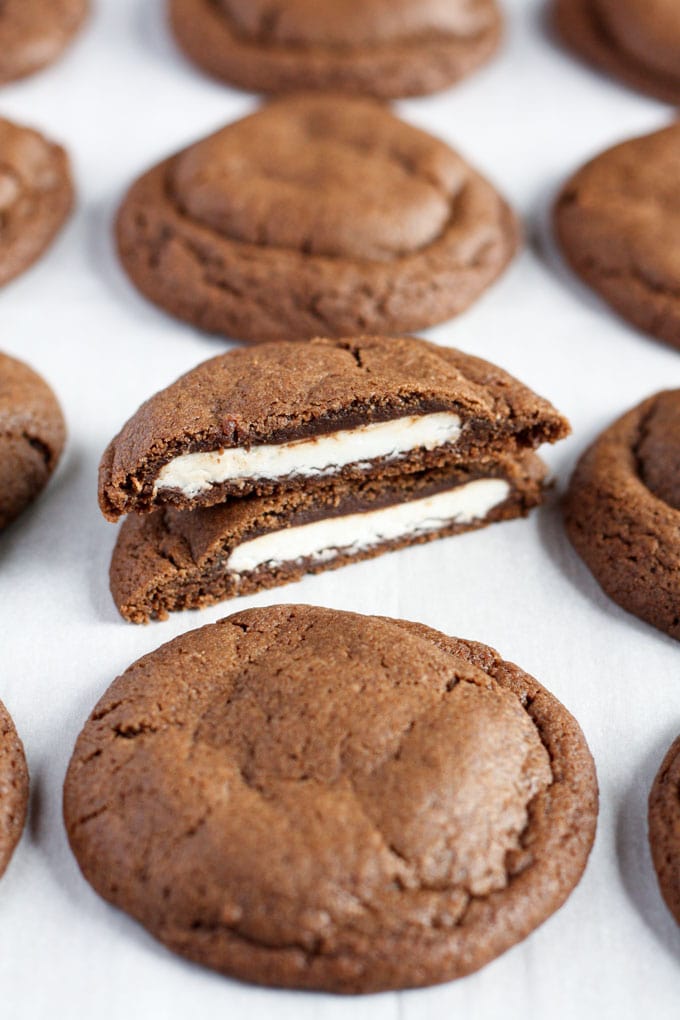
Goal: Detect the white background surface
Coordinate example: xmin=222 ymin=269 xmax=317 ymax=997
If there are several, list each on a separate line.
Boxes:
xmin=1 ymin=1 xmax=680 ymax=1016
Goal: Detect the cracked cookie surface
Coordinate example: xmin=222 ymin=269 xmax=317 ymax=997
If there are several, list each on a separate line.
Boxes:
xmin=554 ymin=123 xmax=680 ymax=351
xmin=554 ymin=0 xmax=680 ymax=104
xmin=649 ymin=734 xmax=680 ymax=926
xmin=63 ymin=604 xmax=598 ymax=992
xmin=0 ymin=0 xmax=88 ymax=84
xmin=0 ymin=699 xmax=28 ymax=881
xmin=116 ymin=95 xmax=520 ymax=343
xmin=0 ymin=118 xmax=74 ymax=288
xmin=0 ymin=351 xmax=66 ymax=529
xmin=169 ymin=0 xmax=502 ymax=99
xmin=564 ymin=389 xmax=680 ymax=640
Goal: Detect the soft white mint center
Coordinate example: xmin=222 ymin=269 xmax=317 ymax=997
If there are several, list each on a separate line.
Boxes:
xmin=227 ymin=478 xmax=510 ymax=574
xmin=154 ymin=413 xmax=463 ymax=497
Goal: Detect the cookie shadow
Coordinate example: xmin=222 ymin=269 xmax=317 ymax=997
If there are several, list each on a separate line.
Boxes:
xmin=616 ymin=732 xmax=680 ymax=963
xmin=535 ymin=488 xmax=680 ymax=650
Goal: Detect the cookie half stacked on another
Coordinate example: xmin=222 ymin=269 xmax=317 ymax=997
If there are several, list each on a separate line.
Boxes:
xmin=99 ymin=335 xmax=570 ymax=622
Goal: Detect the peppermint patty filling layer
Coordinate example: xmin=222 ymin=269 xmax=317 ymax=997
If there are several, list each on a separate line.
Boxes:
xmin=227 ymin=477 xmax=510 ymax=574
xmin=154 ymin=412 xmax=463 ymax=497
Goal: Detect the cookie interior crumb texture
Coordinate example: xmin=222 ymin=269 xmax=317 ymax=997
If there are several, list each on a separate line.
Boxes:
xmin=116 ymin=95 xmax=520 ymax=343
xmin=169 ymin=0 xmax=502 ymax=99
xmin=63 ymin=605 xmax=598 ymax=993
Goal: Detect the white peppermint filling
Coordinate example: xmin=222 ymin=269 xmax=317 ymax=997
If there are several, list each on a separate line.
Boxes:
xmin=227 ymin=478 xmax=511 ymax=574
xmin=154 ymin=413 xmax=463 ymax=497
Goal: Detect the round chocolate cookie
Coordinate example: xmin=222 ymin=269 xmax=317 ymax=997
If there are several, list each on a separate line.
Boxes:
xmin=0 ymin=0 xmax=89 ymax=85
xmin=168 ymin=0 xmax=502 ymax=99
xmin=0 ymin=351 xmax=66 ymax=530
xmin=554 ymin=0 xmax=680 ymax=105
xmin=0 ymin=699 xmax=29 ymax=881
xmin=116 ymin=95 xmax=520 ymax=344
xmin=649 ymin=735 xmax=680 ymax=926
xmin=554 ymin=124 xmax=680 ymax=352
xmin=0 ymin=118 xmax=74 ymax=288
xmin=64 ymin=605 xmax=597 ymax=993
xmin=564 ymin=390 xmax=680 ymax=640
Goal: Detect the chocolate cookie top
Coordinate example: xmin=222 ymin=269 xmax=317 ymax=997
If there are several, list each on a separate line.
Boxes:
xmin=649 ymin=734 xmax=680 ymax=926
xmin=564 ymin=389 xmax=680 ymax=640
xmin=0 ymin=118 xmax=74 ymax=288
xmin=554 ymin=0 xmax=680 ymax=104
xmin=63 ymin=605 xmax=597 ymax=992
xmin=116 ymin=95 xmax=520 ymax=343
xmin=99 ymin=335 xmax=568 ymax=519
xmin=554 ymin=124 xmax=680 ymax=351
xmin=0 ymin=699 xmax=28 ymax=881
xmin=0 ymin=351 xmax=66 ymax=529
xmin=0 ymin=0 xmax=89 ymax=85
xmin=169 ymin=0 xmax=502 ymax=99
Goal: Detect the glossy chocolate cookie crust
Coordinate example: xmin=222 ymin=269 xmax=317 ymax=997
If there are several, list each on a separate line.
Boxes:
xmin=564 ymin=390 xmax=680 ymax=640
xmin=554 ymin=124 xmax=680 ymax=352
xmin=554 ymin=0 xmax=680 ymax=105
xmin=0 ymin=0 xmax=88 ymax=84
xmin=0 ymin=118 xmax=74 ymax=288
xmin=649 ymin=735 xmax=680 ymax=926
xmin=116 ymin=95 xmax=520 ymax=343
xmin=64 ymin=605 xmax=598 ymax=992
xmin=0 ymin=699 xmax=28 ymax=881
xmin=98 ymin=335 xmax=568 ymax=520
xmin=169 ymin=0 xmax=502 ymax=99
xmin=0 ymin=351 xmax=66 ymax=530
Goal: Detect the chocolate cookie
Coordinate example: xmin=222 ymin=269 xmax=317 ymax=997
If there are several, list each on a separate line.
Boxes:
xmin=168 ymin=0 xmax=502 ymax=99
xmin=0 ymin=0 xmax=88 ymax=84
xmin=0 ymin=118 xmax=74 ymax=288
xmin=116 ymin=96 xmax=520 ymax=343
xmin=0 ymin=699 xmax=28 ymax=881
xmin=63 ymin=604 xmax=598 ymax=992
xmin=98 ymin=336 xmax=569 ymax=520
xmin=554 ymin=0 xmax=680 ymax=104
xmin=111 ymin=454 xmax=547 ymax=623
xmin=0 ymin=352 xmax=66 ymax=529
xmin=649 ymin=735 xmax=680 ymax=926
xmin=564 ymin=389 xmax=680 ymax=640
xmin=554 ymin=124 xmax=680 ymax=352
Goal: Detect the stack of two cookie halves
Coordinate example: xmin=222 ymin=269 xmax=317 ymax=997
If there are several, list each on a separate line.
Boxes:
xmin=98 ymin=334 xmax=570 ymax=623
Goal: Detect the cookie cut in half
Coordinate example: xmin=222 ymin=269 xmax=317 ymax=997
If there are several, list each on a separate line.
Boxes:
xmin=554 ymin=0 xmax=680 ymax=105
xmin=168 ymin=0 xmax=502 ymax=99
xmin=554 ymin=124 xmax=680 ymax=352
xmin=649 ymin=735 xmax=680 ymax=926
xmin=564 ymin=389 xmax=680 ymax=640
xmin=0 ymin=351 xmax=66 ymax=530
xmin=116 ymin=95 xmax=520 ymax=343
xmin=0 ymin=0 xmax=89 ymax=85
xmin=99 ymin=335 xmax=568 ymax=520
xmin=0 ymin=699 xmax=28 ymax=881
xmin=63 ymin=604 xmax=598 ymax=992
xmin=0 ymin=118 xmax=74 ymax=288
xmin=111 ymin=453 xmax=547 ymax=623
